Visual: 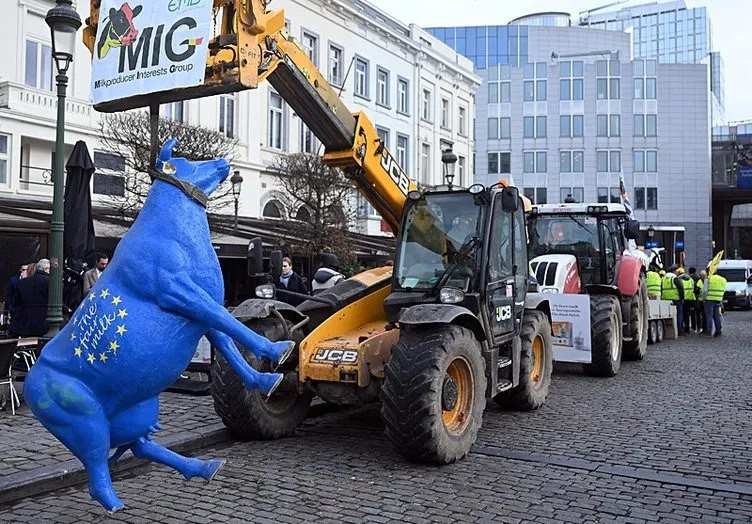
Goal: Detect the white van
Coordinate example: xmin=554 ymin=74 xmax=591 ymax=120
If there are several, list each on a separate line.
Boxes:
xmin=716 ymin=260 xmax=752 ymax=309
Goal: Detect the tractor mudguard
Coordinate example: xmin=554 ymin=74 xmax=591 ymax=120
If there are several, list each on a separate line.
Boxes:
xmin=585 ymin=284 xmax=621 ymax=297
xmin=231 ymin=298 xmax=307 ymax=325
xmin=398 ymin=304 xmax=485 ymax=341
xmin=616 ymin=256 xmax=644 ymax=297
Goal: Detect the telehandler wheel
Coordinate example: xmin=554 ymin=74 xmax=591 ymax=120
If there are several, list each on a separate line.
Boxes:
xmin=211 ymin=318 xmax=312 ymax=440
xmin=648 ymin=320 xmax=658 ymax=345
xmin=495 ymin=310 xmax=553 ymax=411
xmin=622 ymin=276 xmax=649 ymax=360
xmin=381 ymin=325 xmax=486 ymax=464
xmin=583 ymin=295 xmax=623 ymax=377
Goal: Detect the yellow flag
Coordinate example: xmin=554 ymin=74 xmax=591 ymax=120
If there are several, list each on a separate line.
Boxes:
xmin=708 ymin=250 xmax=724 ymax=275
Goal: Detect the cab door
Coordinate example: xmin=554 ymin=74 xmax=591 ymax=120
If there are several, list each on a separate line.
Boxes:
xmin=485 ymin=194 xmax=516 ymax=343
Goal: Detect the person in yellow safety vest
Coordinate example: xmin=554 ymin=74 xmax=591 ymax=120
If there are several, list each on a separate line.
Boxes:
xmin=662 ymin=266 xmax=686 ymax=334
xmin=696 ymin=270 xmax=707 ymax=334
xmin=646 ymin=267 xmax=662 ymax=299
xmin=677 ymin=267 xmax=696 ymax=335
xmin=702 ymin=269 xmax=727 ymax=337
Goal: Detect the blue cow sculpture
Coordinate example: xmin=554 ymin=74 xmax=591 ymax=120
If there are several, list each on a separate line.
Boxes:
xmin=24 ymin=139 xmax=293 ymax=512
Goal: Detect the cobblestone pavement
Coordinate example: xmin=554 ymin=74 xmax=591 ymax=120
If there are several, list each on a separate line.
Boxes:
xmin=0 ymin=388 xmax=216 ymax=478
xmin=2 ymin=312 xmax=751 ymax=522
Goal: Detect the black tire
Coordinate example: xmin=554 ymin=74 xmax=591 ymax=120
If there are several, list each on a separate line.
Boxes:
xmin=656 ymin=319 xmax=664 ymax=342
xmin=495 ymin=310 xmax=553 ymax=411
xmin=622 ymin=276 xmax=649 ymax=360
xmin=583 ymin=295 xmax=623 ymax=377
xmin=647 ymin=320 xmax=657 ymax=345
xmin=211 ymin=318 xmax=312 ymax=440
xmin=381 ymin=325 xmax=486 ymax=464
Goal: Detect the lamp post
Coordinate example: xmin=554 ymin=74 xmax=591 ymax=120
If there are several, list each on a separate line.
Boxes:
xmin=44 ymin=0 xmax=81 ymax=338
xmin=231 ymin=170 xmax=244 ymax=231
xmin=441 ymin=148 xmax=458 ymax=190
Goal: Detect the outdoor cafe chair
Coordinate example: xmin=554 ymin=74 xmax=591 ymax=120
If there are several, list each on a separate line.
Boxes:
xmin=0 ymin=338 xmax=21 ymax=415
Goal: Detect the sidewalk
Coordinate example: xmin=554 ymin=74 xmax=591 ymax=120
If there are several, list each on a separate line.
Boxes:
xmin=0 ymin=390 xmax=229 ymax=505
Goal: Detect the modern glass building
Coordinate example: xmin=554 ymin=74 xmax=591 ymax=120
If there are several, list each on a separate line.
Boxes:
xmin=579 ymin=0 xmax=724 ymax=124
xmin=427 ymin=21 xmax=713 ymax=266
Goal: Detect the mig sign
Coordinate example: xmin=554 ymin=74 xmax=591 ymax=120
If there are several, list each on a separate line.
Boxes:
xmin=91 ymin=0 xmax=212 ymax=105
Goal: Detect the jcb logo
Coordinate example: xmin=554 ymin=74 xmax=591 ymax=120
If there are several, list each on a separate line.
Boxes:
xmin=380 ymin=150 xmax=410 ymax=196
xmin=496 ymin=305 xmax=512 ymax=322
xmin=311 ymin=348 xmax=358 ymax=364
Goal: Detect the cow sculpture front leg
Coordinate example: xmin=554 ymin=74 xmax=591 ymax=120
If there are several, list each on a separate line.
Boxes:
xmin=206 ymin=329 xmax=284 ymax=396
xmin=158 ymin=275 xmax=295 ymax=367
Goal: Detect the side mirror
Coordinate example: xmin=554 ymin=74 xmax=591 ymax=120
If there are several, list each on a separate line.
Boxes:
xmin=270 ymin=250 xmax=283 ymax=279
xmin=625 ymin=219 xmax=640 ymax=240
xmin=747 ymin=276 xmax=752 ymax=285
xmin=247 ymin=237 xmax=263 ymax=276
xmin=501 ymin=186 xmax=520 ymax=212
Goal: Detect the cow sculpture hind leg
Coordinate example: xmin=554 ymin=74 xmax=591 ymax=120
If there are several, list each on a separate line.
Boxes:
xmin=130 ymin=437 xmax=225 ymax=481
xmin=24 ymin=367 xmax=124 ymax=512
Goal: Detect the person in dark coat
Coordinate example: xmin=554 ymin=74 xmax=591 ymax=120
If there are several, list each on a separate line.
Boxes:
xmin=275 ymin=257 xmax=308 ymax=306
xmin=9 ymin=259 xmax=50 ymax=338
xmin=4 ymin=263 xmax=27 ymax=318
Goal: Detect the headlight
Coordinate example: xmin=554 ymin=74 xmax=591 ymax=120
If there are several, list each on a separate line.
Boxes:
xmin=255 ymin=284 xmax=276 ymax=299
xmin=736 ymin=289 xmax=746 ymax=296
xmin=541 ymin=287 xmax=559 ymax=294
xmin=439 ymin=287 xmax=465 ymax=304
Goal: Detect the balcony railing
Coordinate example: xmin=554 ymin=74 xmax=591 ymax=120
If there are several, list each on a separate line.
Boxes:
xmin=0 ymin=81 xmax=94 ymax=128
xmin=18 ymin=165 xmax=54 ymax=195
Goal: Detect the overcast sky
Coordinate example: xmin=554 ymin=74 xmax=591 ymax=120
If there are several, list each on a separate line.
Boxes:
xmin=375 ymin=0 xmax=750 ymax=124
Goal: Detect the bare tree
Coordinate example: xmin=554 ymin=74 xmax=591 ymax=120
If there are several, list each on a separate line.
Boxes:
xmin=271 ymin=153 xmax=358 ymax=266
xmin=98 ymin=111 xmax=238 ymax=220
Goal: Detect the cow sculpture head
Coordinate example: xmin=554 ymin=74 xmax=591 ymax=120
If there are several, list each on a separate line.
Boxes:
xmin=156 ymin=138 xmax=231 ymax=198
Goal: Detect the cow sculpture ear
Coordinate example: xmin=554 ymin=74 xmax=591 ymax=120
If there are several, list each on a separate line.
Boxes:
xmin=109 ymin=8 xmax=117 ymax=21
xmin=131 ymin=5 xmax=143 ymax=17
xmin=156 ymin=138 xmax=179 ymax=170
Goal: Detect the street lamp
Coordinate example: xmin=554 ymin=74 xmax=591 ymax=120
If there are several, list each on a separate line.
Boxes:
xmin=44 ymin=0 xmax=81 ymax=338
xmin=441 ymin=148 xmax=458 ymax=190
xmin=231 ymin=170 xmax=244 ymax=231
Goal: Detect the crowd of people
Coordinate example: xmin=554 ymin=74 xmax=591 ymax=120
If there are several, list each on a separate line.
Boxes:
xmin=272 ymin=256 xmax=345 ymax=306
xmin=646 ymin=263 xmax=727 ymax=337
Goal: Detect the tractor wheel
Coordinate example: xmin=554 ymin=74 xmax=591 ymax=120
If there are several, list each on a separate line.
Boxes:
xmin=656 ymin=319 xmax=665 ymax=342
xmin=211 ymin=318 xmax=312 ymax=440
xmin=648 ymin=320 xmax=658 ymax=345
xmin=622 ymin=276 xmax=649 ymax=360
xmin=583 ymin=295 xmax=623 ymax=377
xmin=495 ymin=310 xmax=552 ymax=411
xmin=381 ymin=325 xmax=486 ymax=464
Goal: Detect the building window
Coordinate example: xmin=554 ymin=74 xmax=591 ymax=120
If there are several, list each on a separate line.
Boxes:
xmin=25 ymin=40 xmax=52 ymax=91
xmin=597 ymin=114 xmax=621 ymax=137
xmin=397 ymin=78 xmax=410 ymax=115
xmin=263 ymin=200 xmax=284 ymax=219
xmin=559 ymin=60 xmax=584 ymax=101
xmin=396 ymin=134 xmax=409 ymax=171
xmin=420 ymin=143 xmax=431 ymax=183
xmin=560 ymin=187 xmax=584 ymax=203
xmin=458 ymin=155 xmax=466 ymax=186
xmin=161 ymin=101 xmax=185 ymax=123
xmin=596 ymin=59 xmax=620 ymax=100
xmin=634 ymin=150 xmax=658 ymax=173
xmin=219 ymin=95 xmax=235 ymax=138
xmin=561 ymin=115 xmax=583 ymax=138
xmin=489 ymin=80 xmax=511 ymax=103
xmin=441 ymin=98 xmax=451 ymax=130
xmin=597 ymin=150 xmax=621 ymax=172
xmin=354 ymin=57 xmax=369 ymax=98
xmin=300 ymin=122 xmax=317 ymax=154
xmin=0 ymin=134 xmax=8 ymax=186
xmin=376 ymin=126 xmax=390 ymax=149
xmin=633 ymin=59 xmax=657 ymax=100
xmin=598 ymin=187 xmax=621 ymax=203
xmin=634 ymin=114 xmax=657 ymax=137
xmin=524 ymin=116 xmax=546 ymax=139
xmin=268 ymin=92 xmax=284 ymax=149
xmin=377 ymin=67 xmax=390 ymax=107
xmin=560 ymin=150 xmax=584 ymax=173
xmin=328 ymin=43 xmax=343 ymax=86
xmin=422 ymin=88 xmax=432 ymax=121
xmin=524 ymin=187 xmax=547 ymax=205
xmin=93 ymin=152 xmax=126 ymax=197
xmin=301 ymin=30 xmax=318 ymax=66
xmin=523 ymin=62 xmax=547 ymax=102
xmin=523 ymin=151 xmax=547 ymax=173
xmin=488 ymin=117 xmax=511 ymax=140
xmin=488 ymin=152 xmax=511 ymax=174
xmin=458 ymin=106 xmax=467 ymax=136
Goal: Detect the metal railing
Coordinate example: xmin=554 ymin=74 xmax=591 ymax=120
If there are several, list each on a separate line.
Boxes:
xmin=18 ymin=165 xmax=54 ymax=192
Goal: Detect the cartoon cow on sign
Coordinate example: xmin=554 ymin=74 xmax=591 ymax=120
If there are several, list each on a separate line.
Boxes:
xmin=97 ymin=2 xmax=143 ymax=59
xmin=24 ymin=139 xmax=293 ymax=513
